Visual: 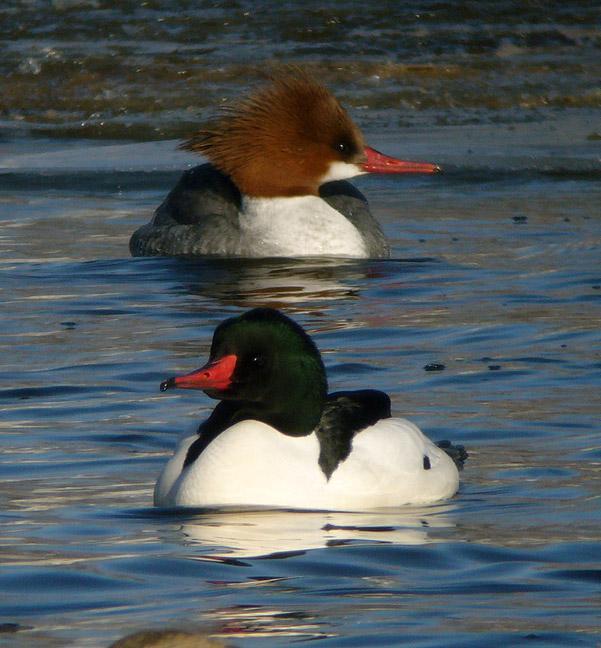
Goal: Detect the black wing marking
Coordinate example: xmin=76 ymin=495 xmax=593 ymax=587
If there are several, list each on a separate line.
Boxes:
xmin=316 ymin=389 xmax=391 ymax=479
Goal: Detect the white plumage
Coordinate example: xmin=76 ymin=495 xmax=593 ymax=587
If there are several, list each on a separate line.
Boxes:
xmin=155 ymin=418 xmax=459 ymax=511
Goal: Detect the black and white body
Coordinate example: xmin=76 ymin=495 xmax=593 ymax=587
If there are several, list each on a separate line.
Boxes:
xmin=154 ymin=308 xmax=465 ymax=511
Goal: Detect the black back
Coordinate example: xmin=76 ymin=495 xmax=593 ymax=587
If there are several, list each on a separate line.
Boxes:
xmin=316 ymin=390 xmax=391 ymax=479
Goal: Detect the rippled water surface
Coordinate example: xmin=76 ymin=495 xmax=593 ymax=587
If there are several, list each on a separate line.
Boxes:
xmin=1 ymin=2 xmax=600 ymax=647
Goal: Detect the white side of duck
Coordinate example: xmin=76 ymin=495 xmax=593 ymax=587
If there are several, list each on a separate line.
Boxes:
xmin=154 ymin=418 xmax=459 ymax=511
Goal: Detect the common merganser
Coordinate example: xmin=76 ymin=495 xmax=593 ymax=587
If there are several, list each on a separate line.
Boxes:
xmin=154 ymin=308 xmax=466 ymax=510
xmin=130 ymin=72 xmax=438 ymax=259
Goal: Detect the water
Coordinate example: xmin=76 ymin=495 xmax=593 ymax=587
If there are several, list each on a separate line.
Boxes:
xmin=1 ymin=2 xmax=601 ymax=646
xmin=3 ymin=1 xmax=601 ymax=139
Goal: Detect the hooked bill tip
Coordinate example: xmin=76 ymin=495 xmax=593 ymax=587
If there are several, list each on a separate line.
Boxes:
xmin=160 ymin=377 xmax=176 ymax=392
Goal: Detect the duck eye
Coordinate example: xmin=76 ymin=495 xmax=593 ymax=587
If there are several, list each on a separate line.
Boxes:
xmin=250 ymin=354 xmax=265 ymax=367
xmin=336 ymin=142 xmax=349 ymax=154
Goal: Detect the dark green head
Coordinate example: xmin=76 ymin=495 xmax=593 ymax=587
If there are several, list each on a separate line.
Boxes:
xmin=161 ymin=308 xmax=328 ymax=436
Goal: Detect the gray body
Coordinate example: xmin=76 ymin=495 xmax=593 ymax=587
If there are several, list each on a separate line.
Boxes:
xmin=129 ymin=164 xmax=389 ymax=258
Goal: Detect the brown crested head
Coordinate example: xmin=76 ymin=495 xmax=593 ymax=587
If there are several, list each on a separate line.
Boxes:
xmin=180 ymin=71 xmax=366 ymax=198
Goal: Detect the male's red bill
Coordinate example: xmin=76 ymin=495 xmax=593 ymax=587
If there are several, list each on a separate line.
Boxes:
xmin=160 ymin=354 xmax=238 ymax=392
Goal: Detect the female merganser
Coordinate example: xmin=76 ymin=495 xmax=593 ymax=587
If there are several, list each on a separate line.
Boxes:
xmin=130 ymin=72 xmax=438 ymax=259
xmin=154 ymin=308 xmax=466 ymax=510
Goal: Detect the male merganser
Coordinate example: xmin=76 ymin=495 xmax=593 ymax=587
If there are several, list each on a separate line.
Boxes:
xmin=130 ymin=72 xmax=438 ymax=259
xmin=154 ymin=308 xmax=466 ymax=510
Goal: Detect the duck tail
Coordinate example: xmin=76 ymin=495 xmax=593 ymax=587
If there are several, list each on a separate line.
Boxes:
xmin=436 ymin=440 xmax=468 ymax=471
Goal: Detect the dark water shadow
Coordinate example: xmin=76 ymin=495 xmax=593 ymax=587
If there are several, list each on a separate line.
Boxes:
xmin=128 ymin=255 xmax=438 ymax=310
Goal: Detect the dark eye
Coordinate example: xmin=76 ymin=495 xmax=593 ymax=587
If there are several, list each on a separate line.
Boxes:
xmin=250 ymin=355 xmax=265 ymax=368
xmin=334 ymin=140 xmax=358 ymax=159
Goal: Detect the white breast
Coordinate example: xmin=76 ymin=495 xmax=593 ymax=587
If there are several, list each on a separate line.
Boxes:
xmin=154 ymin=418 xmax=459 ymax=511
xmin=155 ymin=420 xmax=326 ymax=508
xmin=239 ymin=196 xmax=369 ymax=257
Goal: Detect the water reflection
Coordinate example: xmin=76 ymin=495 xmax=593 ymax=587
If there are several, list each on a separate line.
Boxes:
xmin=206 ymin=604 xmax=331 ymax=642
xmin=161 ymin=257 xmax=369 ymax=310
xmin=165 ymin=505 xmax=457 ymax=560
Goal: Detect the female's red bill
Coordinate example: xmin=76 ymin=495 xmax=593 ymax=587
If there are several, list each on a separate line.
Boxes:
xmin=362 ymin=146 xmax=440 ymax=174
